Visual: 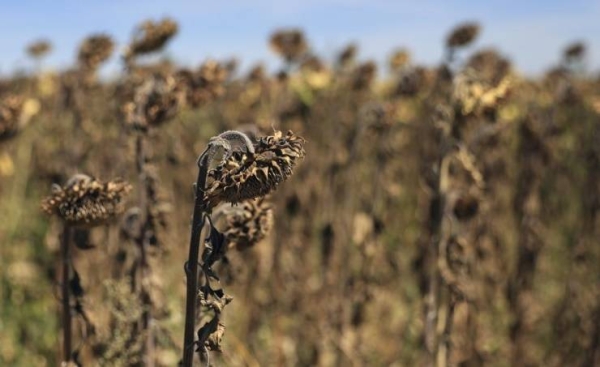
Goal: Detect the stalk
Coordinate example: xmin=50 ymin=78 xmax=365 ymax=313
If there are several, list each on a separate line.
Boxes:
xmin=61 ymin=225 xmax=73 ymax=364
xmin=182 ymin=157 xmax=210 ymax=367
xmin=135 ymin=134 xmax=155 ymax=367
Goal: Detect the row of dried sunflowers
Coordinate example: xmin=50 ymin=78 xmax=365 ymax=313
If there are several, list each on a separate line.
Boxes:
xmin=41 ymin=130 xmax=305 ymax=244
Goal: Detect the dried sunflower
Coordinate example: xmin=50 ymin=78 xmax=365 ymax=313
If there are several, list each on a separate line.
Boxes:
xmin=122 ymin=73 xmax=184 ymax=130
xmin=78 ymin=34 xmax=114 ymax=71
xmin=352 ymin=61 xmax=377 ymax=90
xmin=446 ymin=22 xmax=480 ymax=48
xmin=221 ymin=197 xmax=273 ymax=251
xmin=269 ymin=29 xmax=308 ymax=63
xmin=563 ymin=42 xmax=586 ymax=61
xmin=126 ymin=18 xmax=178 ymax=58
xmin=466 ymin=49 xmax=511 ymax=85
xmin=26 ymin=40 xmax=52 ymax=59
xmin=41 ymin=174 xmax=132 ymax=227
xmin=337 ymin=43 xmax=358 ymax=68
xmin=203 ymin=130 xmax=306 ymax=209
xmin=176 ymin=60 xmax=228 ymax=108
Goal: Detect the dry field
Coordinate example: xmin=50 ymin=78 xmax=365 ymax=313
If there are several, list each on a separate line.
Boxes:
xmin=0 ymin=19 xmax=599 ymax=367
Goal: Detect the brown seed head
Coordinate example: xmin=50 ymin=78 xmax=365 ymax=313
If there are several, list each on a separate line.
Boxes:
xmin=204 ymin=130 xmax=306 ymax=209
xmin=359 ymin=101 xmax=394 ymax=132
xmin=563 ymin=42 xmax=586 ymax=60
xmin=394 ymin=66 xmax=431 ymax=97
xmin=300 ymin=55 xmax=326 ymax=73
xmin=78 ymin=34 xmax=115 ymax=71
xmin=466 ymin=49 xmax=511 ymax=85
xmin=222 ymin=197 xmax=273 ymax=251
xmin=446 ymin=22 xmax=480 ymax=48
xmin=176 ymin=60 xmax=228 ymax=108
xmin=269 ymin=29 xmax=308 ymax=62
xmin=41 ymin=174 xmax=132 ymax=227
xmin=352 ymin=61 xmax=378 ymax=90
xmin=126 ymin=18 xmax=179 ymax=58
xmin=122 ymin=73 xmax=184 ymax=130
xmin=26 ymin=40 xmax=52 ymax=59
xmin=337 ymin=43 xmax=358 ymax=68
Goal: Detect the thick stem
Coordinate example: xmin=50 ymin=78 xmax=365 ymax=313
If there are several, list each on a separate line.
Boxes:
xmin=61 ymin=225 xmax=73 ymax=364
xmin=425 ymin=191 xmax=444 ymax=366
xmin=182 ymin=161 xmax=209 ymax=367
xmin=136 ymin=133 xmax=155 ymax=367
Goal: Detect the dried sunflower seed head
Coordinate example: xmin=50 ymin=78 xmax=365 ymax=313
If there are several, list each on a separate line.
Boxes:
xmin=78 ymin=34 xmax=114 ymax=71
xmin=221 ymin=197 xmax=273 ymax=251
xmin=41 ymin=174 xmax=132 ymax=227
xmin=26 ymin=40 xmax=52 ymax=59
xmin=337 ymin=43 xmax=358 ymax=68
xmin=122 ymin=73 xmax=183 ymax=130
xmin=446 ymin=22 xmax=480 ymax=48
xmin=466 ymin=49 xmax=511 ymax=85
xmin=352 ymin=61 xmax=377 ymax=90
xmin=563 ymin=41 xmax=586 ymax=61
xmin=203 ymin=130 xmax=306 ymax=209
xmin=176 ymin=60 xmax=228 ymax=108
xmin=125 ymin=18 xmax=178 ymax=59
xmin=269 ymin=29 xmax=308 ymax=63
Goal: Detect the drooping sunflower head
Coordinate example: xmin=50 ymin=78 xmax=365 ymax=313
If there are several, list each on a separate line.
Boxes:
xmin=26 ymin=40 xmax=52 ymax=59
xmin=122 ymin=73 xmax=184 ymax=131
xmin=221 ymin=197 xmax=273 ymax=251
xmin=446 ymin=22 xmax=480 ymax=48
xmin=125 ymin=18 xmax=179 ymax=59
xmin=563 ymin=41 xmax=586 ymax=61
xmin=203 ymin=130 xmax=306 ymax=209
xmin=337 ymin=43 xmax=358 ymax=68
xmin=269 ymin=29 xmax=308 ymax=63
xmin=41 ymin=174 xmax=132 ymax=227
xmin=78 ymin=34 xmax=115 ymax=71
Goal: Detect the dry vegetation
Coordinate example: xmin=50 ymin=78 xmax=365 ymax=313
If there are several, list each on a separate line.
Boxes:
xmin=1 ymin=19 xmax=599 ymax=367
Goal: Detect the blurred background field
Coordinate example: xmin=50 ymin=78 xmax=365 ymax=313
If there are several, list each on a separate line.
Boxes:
xmin=1 ymin=2 xmax=599 ymax=366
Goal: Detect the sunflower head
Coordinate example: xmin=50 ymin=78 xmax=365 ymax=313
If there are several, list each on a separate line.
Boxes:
xmin=78 ymin=34 xmax=114 ymax=71
xmin=122 ymin=73 xmax=183 ymax=131
xmin=41 ymin=174 xmax=132 ymax=227
xmin=221 ymin=197 xmax=273 ymax=251
xmin=446 ymin=22 xmax=480 ymax=48
xmin=203 ymin=130 xmax=306 ymax=209
xmin=269 ymin=29 xmax=308 ymax=62
xmin=125 ymin=18 xmax=179 ymax=59
xmin=26 ymin=40 xmax=52 ymax=59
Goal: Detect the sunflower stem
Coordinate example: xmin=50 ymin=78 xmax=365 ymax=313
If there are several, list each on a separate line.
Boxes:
xmin=61 ymin=225 xmax=73 ymax=364
xmin=135 ymin=133 xmax=155 ymax=367
xmin=182 ymin=155 xmax=210 ymax=367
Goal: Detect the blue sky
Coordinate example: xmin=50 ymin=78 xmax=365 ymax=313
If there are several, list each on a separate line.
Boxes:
xmin=1 ymin=0 xmax=599 ymax=77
